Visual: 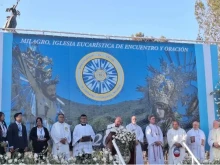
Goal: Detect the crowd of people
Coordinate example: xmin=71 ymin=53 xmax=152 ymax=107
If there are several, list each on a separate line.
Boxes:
xmin=0 ymin=111 xmax=220 ymax=164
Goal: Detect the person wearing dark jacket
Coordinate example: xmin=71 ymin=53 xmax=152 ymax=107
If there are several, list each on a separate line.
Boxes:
xmin=0 ymin=112 xmax=7 ymax=155
xmin=29 ymin=117 xmax=50 ymax=155
xmin=7 ymin=112 xmax=28 ymax=155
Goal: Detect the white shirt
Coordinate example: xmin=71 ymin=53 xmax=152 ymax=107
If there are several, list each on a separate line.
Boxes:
xmin=16 ymin=121 xmax=22 ymax=132
xmin=0 ymin=122 xmax=7 ymax=138
xmin=37 ymin=127 xmax=45 ymax=139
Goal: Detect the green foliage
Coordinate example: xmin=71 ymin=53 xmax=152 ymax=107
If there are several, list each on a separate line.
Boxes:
xmin=131 ymin=32 xmax=168 ymax=42
xmin=210 ymin=82 xmax=220 ymax=119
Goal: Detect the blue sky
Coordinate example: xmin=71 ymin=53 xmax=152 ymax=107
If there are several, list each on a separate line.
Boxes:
xmin=0 ymin=0 xmax=198 ymax=39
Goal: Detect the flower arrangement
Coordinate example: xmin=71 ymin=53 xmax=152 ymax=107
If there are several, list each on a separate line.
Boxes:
xmin=74 ymin=148 xmax=117 ymax=164
xmin=0 ymin=148 xmax=118 ymax=165
xmin=182 ymin=152 xmax=220 ymax=165
xmin=112 ymin=128 xmax=136 ymax=163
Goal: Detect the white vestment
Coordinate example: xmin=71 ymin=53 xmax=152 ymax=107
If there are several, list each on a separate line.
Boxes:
xmin=167 ymin=128 xmax=187 ymax=164
xmin=146 ymin=124 xmax=164 ymax=164
xmin=72 ymin=124 xmax=95 ymax=157
xmin=126 ymin=123 xmax=144 ymax=165
xmin=208 ymin=128 xmax=220 ymax=162
xmin=51 ymin=122 xmax=71 ymax=159
xmin=187 ymin=128 xmax=205 ymax=161
xmin=103 ymin=123 xmax=124 ymax=146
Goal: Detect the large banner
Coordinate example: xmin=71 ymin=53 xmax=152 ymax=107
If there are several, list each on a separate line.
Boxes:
xmin=10 ymin=34 xmax=202 ymax=146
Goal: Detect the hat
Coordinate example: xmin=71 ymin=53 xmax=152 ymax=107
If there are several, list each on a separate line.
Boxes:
xmin=14 ymin=112 xmax=22 ymax=120
xmin=173 ymin=147 xmax=180 ymax=157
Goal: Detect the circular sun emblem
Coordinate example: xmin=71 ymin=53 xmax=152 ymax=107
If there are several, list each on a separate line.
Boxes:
xmin=76 ymin=52 xmax=124 ymax=101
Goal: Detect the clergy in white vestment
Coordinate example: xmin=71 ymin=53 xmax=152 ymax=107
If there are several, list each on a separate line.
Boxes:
xmin=145 ymin=115 xmax=164 ymax=164
xmin=186 ymin=121 xmax=205 ymax=162
xmin=126 ymin=116 xmax=144 ymax=165
xmin=208 ymin=120 xmax=220 ymax=162
xmin=51 ymin=113 xmax=71 ymax=159
xmin=103 ymin=117 xmax=124 ymax=146
xmin=72 ymin=114 xmax=95 ymax=157
xmin=167 ymin=120 xmax=187 ymax=165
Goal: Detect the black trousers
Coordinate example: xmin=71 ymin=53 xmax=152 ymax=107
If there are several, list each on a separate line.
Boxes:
xmin=0 ymin=146 xmax=5 ymax=155
xmin=0 ymin=137 xmax=7 ymax=155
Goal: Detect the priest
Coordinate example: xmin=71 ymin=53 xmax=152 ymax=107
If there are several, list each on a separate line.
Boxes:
xmin=145 ymin=115 xmax=164 ymax=164
xmin=51 ymin=113 xmax=71 ymax=159
xmin=208 ymin=120 xmax=220 ymax=161
xmin=126 ymin=116 xmax=144 ymax=164
xmin=186 ymin=121 xmax=205 ymax=162
xmin=72 ymin=114 xmax=95 ymax=157
xmin=167 ymin=120 xmax=187 ymax=164
xmin=103 ymin=117 xmax=124 ymax=146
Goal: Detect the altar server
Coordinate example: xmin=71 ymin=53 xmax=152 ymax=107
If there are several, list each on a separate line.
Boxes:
xmin=208 ymin=120 xmax=220 ymax=161
xmin=51 ymin=113 xmax=71 ymax=159
xmin=187 ymin=121 xmax=205 ymax=162
xmin=167 ymin=120 xmax=187 ymax=164
xmin=126 ymin=116 xmax=144 ymax=165
xmin=103 ymin=117 xmax=124 ymax=146
xmin=145 ymin=115 xmax=164 ymax=164
xmin=72 ymin=114 xmax=95 ymax=157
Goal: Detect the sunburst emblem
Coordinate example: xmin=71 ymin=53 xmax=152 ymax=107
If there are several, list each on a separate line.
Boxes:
xmin=76 ymin=52 xmax=124 ymax=101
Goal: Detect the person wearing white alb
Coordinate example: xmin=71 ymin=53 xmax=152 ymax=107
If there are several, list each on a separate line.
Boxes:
xmin=208 ymin=120 xmax=220 ymax=162
xmin=167 ymin=120 xmax=187 ymax=165
xmin=145 ymin=115 xmax=164 ymax=164
xmin=51 ymin=113 xmax=71 ymax=159
xmin=187 ymin=121 xmax=205 ymax=162
xmin=72 ymin=114 xmax=95 ymax=157
xmin=126 ymin=116 xmax=144 ymax=164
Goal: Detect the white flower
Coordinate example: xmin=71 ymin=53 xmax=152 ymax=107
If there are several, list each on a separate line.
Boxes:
xmin=109 ymin=156 xmax=113 ymax=161
xmin=14 ymin=158 xmax=18 ymax=162
xmin=28 ymin=154 xmax=33 ymax=159
xmin=0 ymin=155 xmax=2 ymax=158
xmin=18 ymin=153 xmax=21 ymax=158
xmin=102 ymin=157 xmax=107 ymax=162
xmin=53 ymin=155 xmax=58 ymax=160
xmin=34 ymin=153 xmax=38 ymax=158
xmin=61 ymin=158 xmax=65 ymax=163
xmin=93 ymin=157 xmax=97 ymax=161
xmin=68 ymin=157 xmax=73 ymax=161
xmin=104 ymin=150 xmax=109 ymax=155
xmin=5 ymin=156 xmax=8 ymax=160
xmin=8 ymin=159 xmax=12 ymax=163
xmin=79 ymin=153 xmax=82 ymax=157
xmin=122 ymin=140 xmax=125 ymax=143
